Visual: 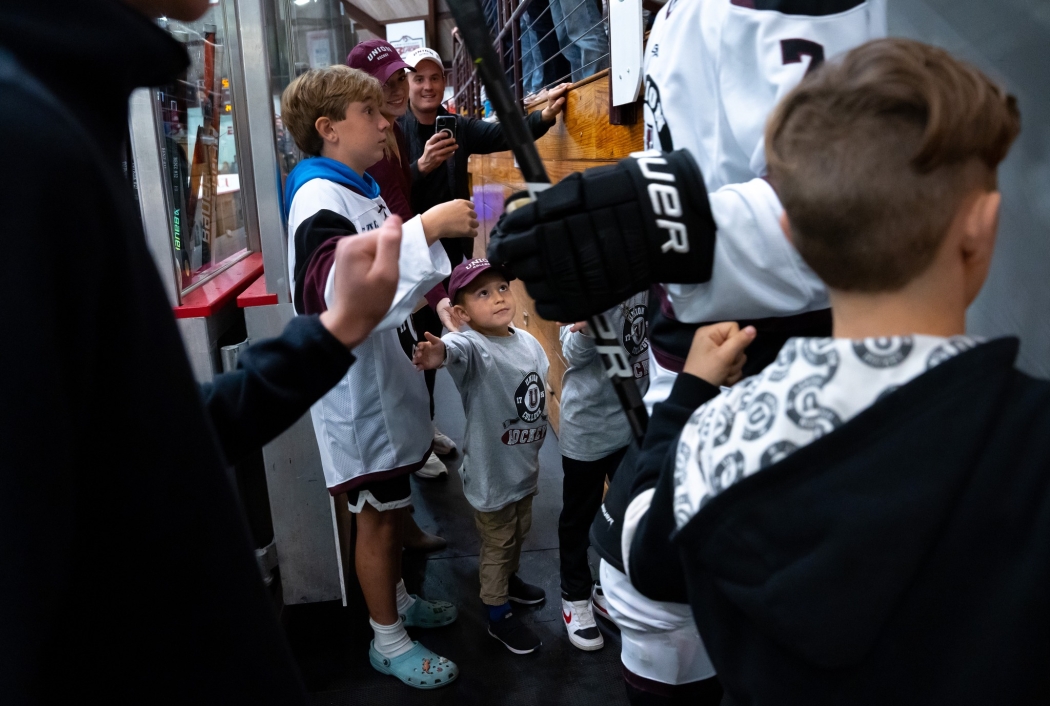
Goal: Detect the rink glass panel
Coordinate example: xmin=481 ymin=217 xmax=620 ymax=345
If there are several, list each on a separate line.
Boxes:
xmin=155 ymin=5 xmax=252 ymax=296
xmin=262 ymin=0 xmax=359 ymax=186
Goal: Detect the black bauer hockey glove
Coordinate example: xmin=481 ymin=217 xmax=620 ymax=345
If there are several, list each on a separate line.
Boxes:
xmin=487 ymin=149 xmax=716 ymax=323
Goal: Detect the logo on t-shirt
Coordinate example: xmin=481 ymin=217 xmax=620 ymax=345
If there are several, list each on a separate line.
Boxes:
xmin=501 ymin=425 xmax=547 ymax=446
xmin=514 ymin=372 xmax=546 ymax=423
xmin=622 ymin=304 xmax=649 ymax=357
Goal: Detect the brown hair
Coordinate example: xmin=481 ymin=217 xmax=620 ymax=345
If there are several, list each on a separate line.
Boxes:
xmin=281 ymin=65 xmax=383 ymax=156
xmin=765 ymin=38 xmax=1020 ymax=291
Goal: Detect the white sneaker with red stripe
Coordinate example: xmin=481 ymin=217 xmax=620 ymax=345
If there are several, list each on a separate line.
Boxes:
xmin=591 ymin=582 xmax=612 ymax=623
xmin=562 ymin=598 xmax=604 ymax=651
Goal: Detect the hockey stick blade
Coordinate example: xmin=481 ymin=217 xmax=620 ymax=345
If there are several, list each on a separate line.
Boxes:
xmin=445 ymin=0 xmax=648 ymax=439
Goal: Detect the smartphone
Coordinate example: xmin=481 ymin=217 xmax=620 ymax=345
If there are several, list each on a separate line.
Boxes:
xmin=435 ymin=115 xmax=457 ymax=141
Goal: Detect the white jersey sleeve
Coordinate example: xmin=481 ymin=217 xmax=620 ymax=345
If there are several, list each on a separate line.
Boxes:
xmin=323 ymin=214 xmax=450 ymax=333
xmin=665 ymin=177 xmax=829 ymax=323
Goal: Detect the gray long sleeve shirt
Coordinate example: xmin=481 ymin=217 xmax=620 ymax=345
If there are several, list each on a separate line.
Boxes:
xmin=442 ymin=327 xmax=550 ymax=512
xmin=558 ymin=293 xmax=651 ymax=462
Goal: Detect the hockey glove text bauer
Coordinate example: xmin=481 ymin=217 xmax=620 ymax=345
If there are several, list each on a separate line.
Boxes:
xmin=487 ymin=149 xmax=716 ymax=322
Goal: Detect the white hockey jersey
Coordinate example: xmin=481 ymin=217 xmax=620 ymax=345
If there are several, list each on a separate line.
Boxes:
xmin=287 ymin=179 xmax=451 ymax=493
xmin=643 ymin=0 xmax=886 ymax=324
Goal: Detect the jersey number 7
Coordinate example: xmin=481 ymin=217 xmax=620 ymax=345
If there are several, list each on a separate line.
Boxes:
xmin=781 ymin=39 xmax=826 ymax=75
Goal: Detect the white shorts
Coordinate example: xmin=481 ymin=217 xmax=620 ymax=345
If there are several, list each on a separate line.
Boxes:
xmin=642 ymin=349 xmax=678 ymax=415
xmin=600 ymin=560 xmax=715 ymax=685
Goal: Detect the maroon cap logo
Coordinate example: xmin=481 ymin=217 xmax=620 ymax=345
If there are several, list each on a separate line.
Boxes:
xmin=347 ymin=39 xmax=412 ymax=84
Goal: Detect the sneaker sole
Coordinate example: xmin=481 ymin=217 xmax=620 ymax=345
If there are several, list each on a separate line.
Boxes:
xmin=568 ymin=635 xmax=605 ymax=651
xmin=488 ymin=626 xmax=540 ymax=654
xmin=509 ymin=595 xmax=545 ymax=605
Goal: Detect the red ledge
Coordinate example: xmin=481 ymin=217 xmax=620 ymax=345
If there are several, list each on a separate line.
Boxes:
xmin=173 ymin=252 xmax=265 ymax=319
xmin=237 ymin=274 xmax=279 ymax=308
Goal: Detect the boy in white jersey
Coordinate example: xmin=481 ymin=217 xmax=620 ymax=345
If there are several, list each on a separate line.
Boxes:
xmin=282 ymin=65 xmax=477 ymax=690
xmin=413 ymin=259 xmax=550 ymax=655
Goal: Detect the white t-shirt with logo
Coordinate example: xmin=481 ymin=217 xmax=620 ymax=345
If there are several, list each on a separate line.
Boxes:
xmin=442 ymin=327 xmax=550 ymax=512
xmin=559 ymin=293 xmax=651 ymax=462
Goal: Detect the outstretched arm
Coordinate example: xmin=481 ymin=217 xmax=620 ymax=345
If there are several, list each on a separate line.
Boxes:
xmin=412 ymin=331 xmax=447 ymax=371
xmin=560 ymin=321 xmax=598 ymax=367
xmin=622 ymin=324 xmax=755 ymax=601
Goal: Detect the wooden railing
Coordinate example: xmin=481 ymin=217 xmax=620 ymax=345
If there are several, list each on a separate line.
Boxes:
xmin=449 ymin=0 xmax=611 ymax=118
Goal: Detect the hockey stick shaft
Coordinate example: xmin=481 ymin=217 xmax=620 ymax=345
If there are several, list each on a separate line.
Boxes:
xmin=446 ymin=0 xmax=649 ymax=440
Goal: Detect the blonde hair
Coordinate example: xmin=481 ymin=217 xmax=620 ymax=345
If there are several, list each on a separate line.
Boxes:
xmin=281 ymin=65 xmax=384 ymax=156
xmin=382 ymin=122 xmax=400 ymax=162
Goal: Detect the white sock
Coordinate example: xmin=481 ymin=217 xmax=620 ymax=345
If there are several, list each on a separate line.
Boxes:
xmin=370 ymin=617 xmax=414 ymax=658
xmin=395 ymin=579 xmax=416 ymax=615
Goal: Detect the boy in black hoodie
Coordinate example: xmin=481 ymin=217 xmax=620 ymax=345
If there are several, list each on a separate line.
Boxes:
xmin=622 ymin=38 xmax=1050 ymax=704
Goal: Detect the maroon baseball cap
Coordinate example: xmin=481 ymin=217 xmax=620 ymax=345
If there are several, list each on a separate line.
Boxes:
xmin=346 ymin=40 xmax=412 ymax=84
xmin=448 ymin=258 xmax=514 ymax=303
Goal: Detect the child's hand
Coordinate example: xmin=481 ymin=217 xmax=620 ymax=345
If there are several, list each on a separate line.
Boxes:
xmin=436 ymin=297 xmax=465 ymax=332
xmin=420 ymin=199 xmax=479 ymax=244
xmin=557 ymin=321 xmax=589 ymax=334
xmin=413 ymin=332 xmax=448 ymax=371
xmin=683 ymin=323 xmax=756 ymax=387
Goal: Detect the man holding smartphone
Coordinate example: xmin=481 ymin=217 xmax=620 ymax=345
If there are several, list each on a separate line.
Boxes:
xmin=400 ymin=47 xmax=569 ymax=265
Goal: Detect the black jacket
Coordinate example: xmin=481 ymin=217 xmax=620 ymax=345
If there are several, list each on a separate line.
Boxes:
xmin=632 ymin=339 xmax=1050 ymax=704
xmin=0 ymin=1 xmax=352 ymax=702
xmin=589 ymin=373 xmax=721 ymax=583
xmin=400 ymin=105 xmax=554 ymax=261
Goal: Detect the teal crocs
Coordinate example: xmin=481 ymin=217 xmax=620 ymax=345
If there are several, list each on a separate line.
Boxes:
xmin=401 ymin=595 xmax=458 ymax=628
xmin=369 ymin=640 xmax=458 ymax=689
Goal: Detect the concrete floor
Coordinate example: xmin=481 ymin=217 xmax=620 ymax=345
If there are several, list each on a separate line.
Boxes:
xmin=285 ymin=368 xmax=629 ymax=706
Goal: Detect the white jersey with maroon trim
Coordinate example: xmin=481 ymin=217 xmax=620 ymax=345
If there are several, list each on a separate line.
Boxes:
xmin=286 ymin=178 xmax=452 ymax=493
xmin=642 ymin=0 xmax=885 ymax=326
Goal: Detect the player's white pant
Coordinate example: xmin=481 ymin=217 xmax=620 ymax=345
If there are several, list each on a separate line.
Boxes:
xmin=618 ymin=355 xmax=714 ymax=684
xmin=600 ymin=560 xmax=715 ymax=685
xmin=642 ymin=348 xmax=679 ymax=416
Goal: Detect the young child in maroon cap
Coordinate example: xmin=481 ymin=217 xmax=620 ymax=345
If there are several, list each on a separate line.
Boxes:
xmin=413 ymin=258 xmax=550 ymax=655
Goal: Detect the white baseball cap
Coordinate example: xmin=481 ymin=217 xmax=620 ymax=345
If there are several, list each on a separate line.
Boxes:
xmin=404 ymin=47 xmax=444 ymax=72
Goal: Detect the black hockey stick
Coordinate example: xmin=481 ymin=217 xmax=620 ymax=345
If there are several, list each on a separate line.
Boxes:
xmin=446 ymin=0 xmax=649 ymax=440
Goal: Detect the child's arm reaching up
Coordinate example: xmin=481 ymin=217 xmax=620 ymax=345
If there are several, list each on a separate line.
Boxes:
xmin=412 ymin=332 xmax=446 ymax=371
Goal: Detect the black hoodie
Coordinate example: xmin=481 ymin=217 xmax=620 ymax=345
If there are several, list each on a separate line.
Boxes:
xmin=0 ymin=1 xmax=353 ymax=702
xmin=630 ymin=339 xmax=1050 ymax=704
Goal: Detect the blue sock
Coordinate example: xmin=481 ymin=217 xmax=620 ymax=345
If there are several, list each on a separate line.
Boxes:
xmin=488 ymin=602 xmax=511 ymax=622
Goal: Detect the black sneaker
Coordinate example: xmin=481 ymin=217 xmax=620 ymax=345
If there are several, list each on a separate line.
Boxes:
xmin=488 ymin=611 xmax=542 ymax=654
xmin=508 ymin=574 xmax=546 ymax=605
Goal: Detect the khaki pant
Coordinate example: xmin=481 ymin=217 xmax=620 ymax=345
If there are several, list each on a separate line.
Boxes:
xmin=474 ymin=494 xmax=534 ymax=606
